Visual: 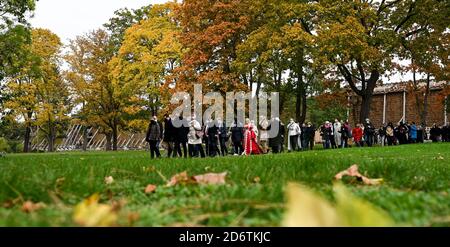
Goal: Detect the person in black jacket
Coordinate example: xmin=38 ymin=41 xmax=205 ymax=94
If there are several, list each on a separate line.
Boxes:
xmin=217 ymin=118 xmax=228 ymax=156
xmin=430 ymin=124 xmax=441 ymax=142
xmin=146 ymin=116 xmax=161 ymax=159
xmin=173 ymin=115 xmax=189 ymax=158
xmin=206 ymin=120 xmax=219 ymax=157
xmin=268 ymin=117 xmax=283 ymax=154
xmin=163 ymin=114 xmax=175 ymax=158
xmin=230 ymin=118 xmax=244 ymax=155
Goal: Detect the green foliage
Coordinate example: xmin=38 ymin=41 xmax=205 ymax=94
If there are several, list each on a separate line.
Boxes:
xmin=0 ymin=143 xmax=449 ymax=226
xmin=0 ymin=137 xmax=10 ymax=152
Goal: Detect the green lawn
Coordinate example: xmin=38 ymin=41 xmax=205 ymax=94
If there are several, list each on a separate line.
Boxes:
xmin=0 ymin=143 xmax=449 ymax=226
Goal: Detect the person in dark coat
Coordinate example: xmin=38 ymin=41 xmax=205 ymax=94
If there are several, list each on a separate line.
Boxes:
xmin=306 ymin=122 xmax=315 ymax=150
xmin=430 ymin=124 xmax=441 ymax=142
xmin=417 ymin=124 xmax=424 ymax=143
xmin=230 ymin=118 xmax=244 ymax=155
xmin=206 ymin=120 xmax=219 ymax=157
xmin=174 ymin=115 xmax=189 ymax=158
xmin=268 ymin=117 xmax=283 ymax=154
xmin=163 ymin=114 xmax=175 ymax=158
xmin=217 ymin=118 xmax=228 ymax=156
xmin=442 ymin=124 xmax=450 ymax=142
xmin=146 ymin=116 xmax=161 ymax=159
xmin=340 ymin=121 xmax=351 ymax=148
xmin=363 ymin=118 xmax=375 ymax=147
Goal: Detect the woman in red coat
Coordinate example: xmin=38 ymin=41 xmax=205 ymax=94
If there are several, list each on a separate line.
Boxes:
xmin=352 ymin=124 xmax=363 ymax=147
xmin=243 ymin=124 xmax=262 ymax=155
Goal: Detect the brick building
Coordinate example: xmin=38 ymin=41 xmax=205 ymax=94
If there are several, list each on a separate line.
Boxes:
xmin=348 ymin=81 xmax=449 ymax=128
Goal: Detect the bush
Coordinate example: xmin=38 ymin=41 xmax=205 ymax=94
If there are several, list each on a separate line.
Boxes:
xmin=8 ymin=140 xmax=23 ymax=153
xmin=0 ymin=137 xmax=11 ymax=153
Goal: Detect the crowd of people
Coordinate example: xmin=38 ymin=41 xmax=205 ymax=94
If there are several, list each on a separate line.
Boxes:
xmin=145 ymin=114 xmax=450 ymax=159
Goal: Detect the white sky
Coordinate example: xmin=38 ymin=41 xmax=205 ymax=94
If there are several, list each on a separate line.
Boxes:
xmin=30 ymin=0 xmax=168 ymax=44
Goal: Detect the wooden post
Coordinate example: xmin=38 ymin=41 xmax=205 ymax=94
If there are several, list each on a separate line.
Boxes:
xmin=445 ymin=96 xmax=448 ymax=125
xmin=402 ymin=90 xmax=407 ymax=123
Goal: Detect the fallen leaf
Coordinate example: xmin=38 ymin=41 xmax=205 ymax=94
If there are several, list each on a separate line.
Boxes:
xmin=127 ymin=212 xmax=140 ymax=225
xmin=283 ymin=183 xmax=339 ymax=227
xmin=283 ymin=182 xmax=395 ymax=227
xmin=104 ymin=176 xmax=114 ymax=185
xmin=145 ymin=184 xmax=157 ymax=194
xmin=166 ymin=171 xmax=193 ymax=187
xmin=335 ymin=164 xmax=383 ymax=186
xmin=193 ymin=172 xmax=227 ymax=185
xmin=110 ymin=199 xmax=127 ymax=212
xmin=253 ymin=176 xmax=261 ymax=183
xmin=436 ymin=156 xmax=444 ymax=160
xmin=21 ymin=201 xmax=46 ymax=213
xmin=73 ymin=194 xmax=117 ymax=227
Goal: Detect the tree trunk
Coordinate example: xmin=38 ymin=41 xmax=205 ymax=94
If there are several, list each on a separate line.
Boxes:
xmin=82 ymin=126 xmax=88 ymax=151
xmin=112 ymin=123 xmax=118 ymax=151
xmin=23 ymin=124 xmax=31 ymax=153
xmin=105 ymin=133 xmax=112 ymax=151
xmin=359 ymin=93 xmax=373 ymax=124
xmin=295 ymin=49 xmax=306 ymax=123
xmin=421 ymin=73 xmax=431 ymax=126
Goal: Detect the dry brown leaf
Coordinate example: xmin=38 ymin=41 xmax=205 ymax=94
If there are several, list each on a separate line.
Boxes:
xmin=145 ymin=184 xmax=157 ymax=194
xmin=127 ymin=212 xmax=140 ymax=225
xmin=21 ymin=201 xmax=46 ymax=213
xmin=193 ymin=172 xmax=227 ymax=185
xmin=253 ymin=176 xmax=261 ymax=183
xmin=110 ymin=199 xmax=127 ymax=212
xmin=166 ymin=171 xmax=193 ymax=186
xmin=335 ymin=165 xmax=384 ymax=186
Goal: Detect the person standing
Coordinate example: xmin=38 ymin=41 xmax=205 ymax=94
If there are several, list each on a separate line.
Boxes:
xmin=230 ymin=118 xmax=244 ymax=155
xmin=378 ymin=124 xmax=386 ymax=147
xmin=352 ymin=124 xmax=363 ymax=147
xmin=386 ymin=122 xmax=395 ymax=146
xmin=363 ymin=118 xmax=375 ymax=147
xmin=398 ymin=122 xmax=408 ymax=145
xmin=321 ymin=121 xmax=333 ymax=149
xmin=217 ymin=118 xmax=228 ymax=156
xmin=243 ymin=119 xmax=262 ymax=155
xmin=174 ymin=115 xmax=189 ymax=158
xmin=287 ymin=119 xmax=301 ymax=152
xmin=206 ymin=119 xmax=219 ymax=157
xmin=258 ymin=116 xmax=270 ymax=153
xmin=430 ymin=124 xmax=441 ymax=142
xmin=417 ymin=124 xmax=425 ymax=143
xmin=146 ymin=116 xmax=161 ymax=159
xmin=409 ymin=122 xmax=417 ymax=143
xmin=187 ymin=114 xmax=205 ymax=158
xmin=333 ymin=119 xmax=342 ymax=148
xmin=163 ymin=114 xmax=175 ymax=158
xmin=305 ymin=122 xmax=315 ymax=150
xmin=268 ymin=117 xmax=283 ymax=154
xmin=340 ymin=121 xmax=350 ymax=148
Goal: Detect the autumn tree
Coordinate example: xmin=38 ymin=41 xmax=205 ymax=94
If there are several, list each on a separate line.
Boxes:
xmin=234 ymin=0 xmax=322 ymax=123
xmin=0 ymin=0 xmax=36 ymax=106
xmin=65 ymin=29 xmax=142 ymax=151
xmin=304 ymin=0 xmax=446 ymax=123
xmin=110 ymin=2 xmax=183 ymax=121
xmin=3 ymin=28 xmax=70 ymax=152
xmin=396 ymin=0 xmax=449 ymax=126
xmin=176 ymin=0 xmax=260 ymax=94
xmin=32 ymin=29 xmax=71 ymax=152
xmin=103 ymin=4 xmax=152 ymax=55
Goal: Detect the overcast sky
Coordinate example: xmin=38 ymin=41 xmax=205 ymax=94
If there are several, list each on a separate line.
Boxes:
xmin=30 ymin=0 xmax=169 ymax=44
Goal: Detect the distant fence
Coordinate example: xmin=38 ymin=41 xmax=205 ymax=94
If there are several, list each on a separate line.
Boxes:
xmin=30 ymin=125 xmax=148 ymax=152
